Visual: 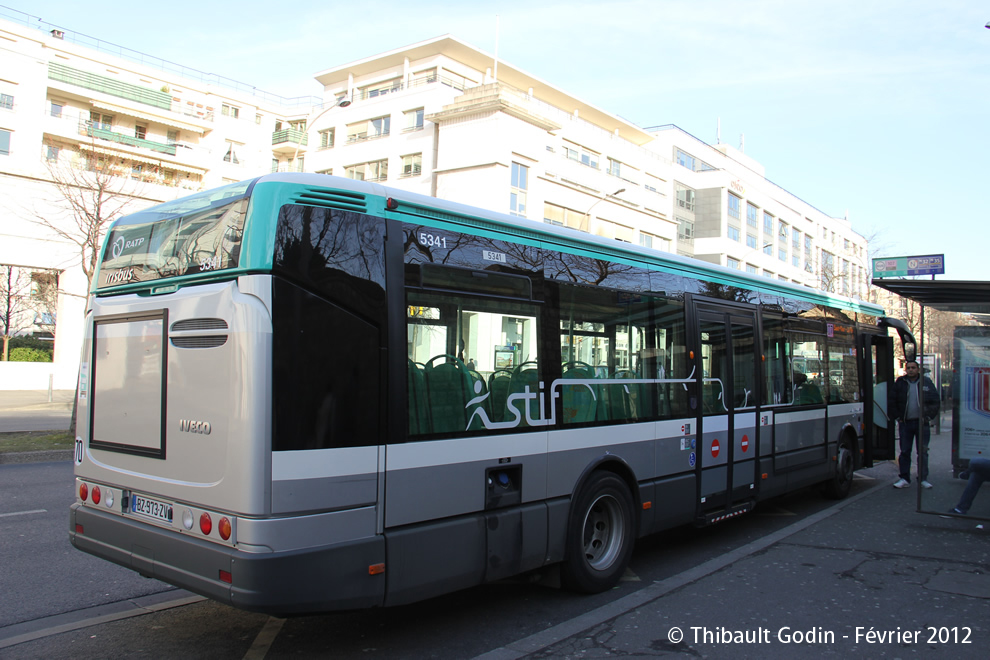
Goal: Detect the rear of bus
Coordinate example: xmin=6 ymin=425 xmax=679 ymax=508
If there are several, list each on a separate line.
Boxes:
xmin=69 ymin=174 xmax=389 ymax=614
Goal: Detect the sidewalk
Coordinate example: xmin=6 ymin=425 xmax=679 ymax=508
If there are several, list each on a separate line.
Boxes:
xmin=0 ymin=389 xmax=74 ymax=434
xmin=479 ymin=418 xmax=990 ymax=659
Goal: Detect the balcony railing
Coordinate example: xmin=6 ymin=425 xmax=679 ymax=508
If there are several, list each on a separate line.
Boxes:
xmin=80 ymin=121 xmax=177 ymax=155
xmin=51 ymin=62 xmax=172 ymax=110
xmin=272 ymin=129 xmax=307 ymax=147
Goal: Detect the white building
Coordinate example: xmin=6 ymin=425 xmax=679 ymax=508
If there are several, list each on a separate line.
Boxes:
xmin=0 ymin=11 xmax=870 ymax=389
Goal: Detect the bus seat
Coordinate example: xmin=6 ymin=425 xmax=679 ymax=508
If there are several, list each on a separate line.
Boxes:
xmin=508 ymin=361 xmax=540 ymax=426
xmin=488 ymin=369 xmax=513 ymax=422
xmin=562 ymin=361 xmax=598 ymax=424
xmin=407 ymin=359 xmax=430 ymax=434
xmin=608 ymin=370 xmax=637 ymax=422
xmin=425 ymin=355 xmax=473 ymax=433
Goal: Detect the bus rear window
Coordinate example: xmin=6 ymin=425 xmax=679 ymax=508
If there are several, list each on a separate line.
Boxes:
xmin=97 ymin=189 xmax=250 ymax=289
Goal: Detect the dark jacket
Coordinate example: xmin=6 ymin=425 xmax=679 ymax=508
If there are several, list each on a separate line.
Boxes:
xmin=890 ymin=375 xmax=940 ymax=422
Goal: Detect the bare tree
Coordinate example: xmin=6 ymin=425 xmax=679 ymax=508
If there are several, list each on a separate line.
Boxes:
xmin=1 ymin=265 xmax=30 ymax=360
xmin=33 ymin=144 xmax=150 ymax=289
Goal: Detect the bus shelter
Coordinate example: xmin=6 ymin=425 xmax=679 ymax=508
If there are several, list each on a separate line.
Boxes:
xmin=873 ymin=278 xmax=990 ymax=521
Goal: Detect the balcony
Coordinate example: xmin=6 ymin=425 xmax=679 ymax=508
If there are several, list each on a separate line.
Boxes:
xmin=272 ymin=128 xmax=307 ymax=154
xmin=80 ymin=121 xmax=177 ymax=155
xmin=49 ymin=62 xmax=171 ymax=111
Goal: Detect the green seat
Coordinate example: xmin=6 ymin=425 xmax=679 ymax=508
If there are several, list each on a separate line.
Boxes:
xmin=562 ymin=361 xmax=599 ymax=424
xmin=407 ymin=359 xmax=430 ymax=434
xmin=425 ymin=355 xmax=474 ymax=433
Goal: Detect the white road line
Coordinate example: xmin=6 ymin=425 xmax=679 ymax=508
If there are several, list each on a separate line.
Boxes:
xmin=243 ymin=616 xmax=286 ymax=660
xmin=0 ymin=509 xmax=47 ymax=518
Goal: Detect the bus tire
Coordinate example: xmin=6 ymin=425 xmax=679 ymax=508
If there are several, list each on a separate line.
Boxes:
xmin=823 ymin=436 xmax=855 ymax=499
xmin=561 ymin=471 xmax=635 ymax=593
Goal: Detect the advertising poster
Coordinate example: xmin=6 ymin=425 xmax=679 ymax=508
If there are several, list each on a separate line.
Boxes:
xmin=954 ymin=327 xmax=990 ymax=464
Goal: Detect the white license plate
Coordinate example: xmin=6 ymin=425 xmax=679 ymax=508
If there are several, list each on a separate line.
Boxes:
xmin=131 ymin=493 xmax=173 ymax=524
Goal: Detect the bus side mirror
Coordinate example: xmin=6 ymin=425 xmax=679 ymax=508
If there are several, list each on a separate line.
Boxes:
xmin=903 ymin=341 xmax=917 ymax=363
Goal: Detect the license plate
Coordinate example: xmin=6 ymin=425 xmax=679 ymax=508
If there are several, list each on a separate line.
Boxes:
xmin=131 ymin=493 xmax=173 ymax=524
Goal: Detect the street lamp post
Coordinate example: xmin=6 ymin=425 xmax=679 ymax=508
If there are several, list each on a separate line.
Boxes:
xmin=585 ymin=187 xmax=626 ymax=225
xmin=291 ymin=95 xmax=351 ymax=173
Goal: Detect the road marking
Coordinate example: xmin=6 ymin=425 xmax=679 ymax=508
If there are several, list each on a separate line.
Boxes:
xmin=0 ymin=509 xmax=47 ymax=518
xmin=243 ymin=616 xmax=285 ymax=660
xmin=472 ymin=477 xmax=890 ymax=660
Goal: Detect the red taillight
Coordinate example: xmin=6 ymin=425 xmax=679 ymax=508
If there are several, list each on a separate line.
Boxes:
xmin=92 ymin=486 xmax=101 ymax=505
xmin=199 ymin=512 xmax=212 ymax=535
xmin=79 ymin=483 xmax=88 ymax=501
xmin=219 ymin=570 xmax=232 ymax=584
xmin=219 ymin=517 xmax=231 ymax=541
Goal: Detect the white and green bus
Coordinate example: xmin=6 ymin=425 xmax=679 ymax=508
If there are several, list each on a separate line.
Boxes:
xmin=70 ymin=173 xmax=912 ymax=614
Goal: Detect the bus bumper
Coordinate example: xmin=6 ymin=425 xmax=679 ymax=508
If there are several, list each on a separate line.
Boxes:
xmin=69 ymin=503 xmax=386 ymax=615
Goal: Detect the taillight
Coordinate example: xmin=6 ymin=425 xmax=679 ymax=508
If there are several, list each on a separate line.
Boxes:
xmin=79 ymin=483 xmax=88 ymax=501
xmin=199 ymin=512 xmax=212 ymax=535
xmin=219 ymin=517 xmax=231 ymax=541
xmin=92 ymin=486 xmax=101 ymax=505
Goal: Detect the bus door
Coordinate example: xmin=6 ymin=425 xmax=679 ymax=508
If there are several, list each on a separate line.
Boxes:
xmin=694 ymin=302 xmax=760 ymax=520
xmin=861 ymin=331 xmax=896 ymax=464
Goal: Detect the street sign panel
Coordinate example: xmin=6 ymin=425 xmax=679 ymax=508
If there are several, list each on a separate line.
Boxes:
xmin=872 ymin=254 xmax=945 ymax=278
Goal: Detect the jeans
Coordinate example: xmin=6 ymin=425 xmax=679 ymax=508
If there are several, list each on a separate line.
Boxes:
xmin=954 ymin=457 xmax=990 ymax=514
xmin=897 ymin=419 xmax=930 ymax=482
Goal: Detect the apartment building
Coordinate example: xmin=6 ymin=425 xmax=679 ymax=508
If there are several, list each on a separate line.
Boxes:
xmin=0 ymin=11 xmax=870 ymax=387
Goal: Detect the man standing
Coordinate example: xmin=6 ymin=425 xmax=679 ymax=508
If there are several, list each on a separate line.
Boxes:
xmin=891 ymin=361 xmax=940 ymax=489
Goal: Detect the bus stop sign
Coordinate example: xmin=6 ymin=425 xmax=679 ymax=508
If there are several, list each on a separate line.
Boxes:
xmin=872 ymin=254 xmax=945 ymax=279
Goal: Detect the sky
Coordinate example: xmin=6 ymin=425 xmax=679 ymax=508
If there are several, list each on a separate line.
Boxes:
xmin=5 ymin=0 xmax=988 ymax=279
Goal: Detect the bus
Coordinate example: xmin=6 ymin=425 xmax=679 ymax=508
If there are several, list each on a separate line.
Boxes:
xmin=69 ymin=173 xmax=913 ymax=614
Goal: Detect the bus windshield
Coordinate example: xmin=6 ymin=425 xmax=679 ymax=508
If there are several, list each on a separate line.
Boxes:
xmin=96 ymin=178 xmax=256 ymax=289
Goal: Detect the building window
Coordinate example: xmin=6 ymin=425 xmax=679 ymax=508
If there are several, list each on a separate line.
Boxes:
xmin=510 ymin=162 xmax=528 ymax=216
xmin=779 ymin=248 xmax=786 ymax=262
xmin=50 ymin=102 xmax=63 ymax=118
xmin=727 ymin=193 xmax=741 ymax=219
xmin=676 ymin=186 xmax=695 ymax=211
xmin=403 ymin=108 xmax=424 ymax=132
xmin=728 ymin=226 xmax=740 ymax=242
xmin=45 ymin=145 xmax=60 ymax=161
xmin=360 ymin=77 xmax=402 ymax=99
xmin=677 ymin=217 xmax=694 ymax=241
xmin=256 ymin=113 xmax=263 ymax=125
xmin=271 ymin=158 xmax=278 ymax=173
xmin=745 ymin=264 xmax=758 ymax=274
xmin=0 ymin=129 xmax=10 ymax=156
xmin=564 ymin=143 xmax=599 ymax=169
xmin=607 ymin=158 xmax=622 ymax=178
xmin=645 ymin=174 xmax=664 ymax=194
xmin=89 ymin=112 xmax=112 ymax=130
xmin=763 ymin=212 xmax=773 ymax=236
xmin=319 ymin=128 xmax=335 ymax=149
xmin=345 ymin=159 xmax=388 ymax=182
xmin=347 ymin=115 xmax=391 ymax=143
xmin=675 ymin=149 xmax=715 ymax=172
xmin=401 ymin=153 xmax=422 ymax=178
xmin=223 ymin=141 xmax=241 ymax=164
xmin=134 ymin=124 xmax=147 ymax=140
xmin=763 ymin=242 xmax=773 ymax=256
xmin=640 ymin=232 xmax=669 ymax=251
xmin=778 ymin=221 xmax=788 ymax=244
xmin=131 ymin=164 xmax=143 ymax=180
xmin=727 ymin=257 xmax=740 ymax=269
xmin=222 ymin=104 xmax=240 ymax=119
xmin=0 ymin=94 xmax=12 ymax=110
xmin=166 ymin=130 xmax=178 ymax=145
xmin=793 ymin=254 xmax=800 ymax=268
xmin=596 ymin=219 xmax=633 ymax=242
xmin=544 ymin=202 xmax=588 ymax=231
xmin=316 ymin=168 xmax=333 ymax=176
xmin=746 ymin=233 xmax=758 ymax=249
xmin=747 ymin=203 xmax=758 ymax=227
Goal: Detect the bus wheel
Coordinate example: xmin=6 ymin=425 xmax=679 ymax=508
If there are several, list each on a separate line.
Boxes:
xmin=561 ymin=471 xmax=635 ymax=593
xmin=824 ymin=438 xmax=855 ymax=499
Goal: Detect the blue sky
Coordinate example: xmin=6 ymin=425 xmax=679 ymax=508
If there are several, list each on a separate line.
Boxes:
xmin=7 ymin=1 xmax=988 ymax=279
